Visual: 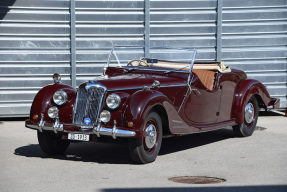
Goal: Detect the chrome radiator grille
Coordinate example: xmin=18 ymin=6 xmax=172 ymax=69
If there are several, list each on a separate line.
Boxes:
xmin=73 ymin=84 xmax=106 ymax=125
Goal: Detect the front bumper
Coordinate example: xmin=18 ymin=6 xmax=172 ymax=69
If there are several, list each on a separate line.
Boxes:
xmin=25 ymin=119 xmax=136 ymax=139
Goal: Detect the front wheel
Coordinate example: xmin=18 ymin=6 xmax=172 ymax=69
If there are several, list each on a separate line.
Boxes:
xmin=129 ymin=111 xmax=162 ymax=164
xmin=37 ymin=131 xmax=70 ymax=155
xmin=233 ymin=96 xmax=259 ymax=137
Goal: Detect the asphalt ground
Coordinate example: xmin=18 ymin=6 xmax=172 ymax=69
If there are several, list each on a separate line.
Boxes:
xmin=0 ymin=111 xmax=287 ymax=192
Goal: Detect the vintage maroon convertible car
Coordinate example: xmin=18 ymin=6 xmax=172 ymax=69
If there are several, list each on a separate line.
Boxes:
xmin=25 ymin=46 xmax=279 ymax=164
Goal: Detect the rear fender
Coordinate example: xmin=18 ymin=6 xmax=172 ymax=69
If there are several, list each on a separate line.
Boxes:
xmin=233 ymin=79 xmax=271 ymax=124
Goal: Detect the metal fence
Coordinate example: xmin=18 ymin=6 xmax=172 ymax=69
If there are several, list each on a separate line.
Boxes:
xmin=0 ymin=0 xmax=286 ymax=117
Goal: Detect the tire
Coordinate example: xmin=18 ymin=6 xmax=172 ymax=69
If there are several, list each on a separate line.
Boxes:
xmin=233 ymin=96 xmax=259 ymax=137
xmin=129 ymin=111 xmax=162 ymax=164
xmin=37 ymin=131 xmax=70 ymax=155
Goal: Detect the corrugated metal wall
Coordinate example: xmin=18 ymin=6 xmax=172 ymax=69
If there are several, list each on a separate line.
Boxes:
xmin=0 ymin=0 xmax=286 ymax=117
xmin=75 ymin=0 xmax=145 ymax=85
xmin=150 ymin=0 xmax=217 ymax=60
xmin=222 ymin=0 xmax=287 ymax=108
xmin=0 ymin=0 xmax=71 ymax=117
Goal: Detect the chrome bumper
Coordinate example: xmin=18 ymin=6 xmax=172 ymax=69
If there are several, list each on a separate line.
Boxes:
xmin=25 ymin=119 xmax=136 ymax=139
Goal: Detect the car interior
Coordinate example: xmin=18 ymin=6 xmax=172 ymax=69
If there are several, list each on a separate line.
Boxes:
xmin=127 ymin=58 xmax=231 ymax=91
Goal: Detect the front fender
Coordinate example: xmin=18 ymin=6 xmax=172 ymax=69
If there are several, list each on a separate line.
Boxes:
xmin=233 ymin=79 xmax=271 ymax=124
xmin=30 ymin=84 xmax=76 ymax=123
xmin=124 ymin=89 xmax=172 ymax=132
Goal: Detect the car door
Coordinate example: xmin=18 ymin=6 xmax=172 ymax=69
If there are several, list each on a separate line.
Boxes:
xmin=184 ymin=72 xmax=221 ymax=124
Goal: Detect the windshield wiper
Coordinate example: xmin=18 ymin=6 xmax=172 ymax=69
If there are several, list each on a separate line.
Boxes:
xmin=164 ymin=65 xmax=190 ymax=74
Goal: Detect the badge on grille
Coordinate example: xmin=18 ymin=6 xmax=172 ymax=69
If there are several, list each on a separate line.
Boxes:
xmin=84 ymin=118 xmax=91 ymax=125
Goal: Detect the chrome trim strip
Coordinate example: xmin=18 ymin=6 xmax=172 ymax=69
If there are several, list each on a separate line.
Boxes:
xmin=25 ymin=120 xmax=136 ymax=139
xmin=173 ymin=125 xmax=234 ymax=135
xmin=161 ymin=84 xmax=187 ymax=88
xmin=39 ymin=113 xmax=44 ymax=132
xmin=104 ymin=45 xmax=115 ymax=76
xmin=187 ymin=49 xmax=197 ymax=84
xmin=116 ymin=66 xmax=190 ymax=73
xmin=53 ymin=117 xmax=63 ymax=133
xmin=112 ymin=120 xmax=117 ymax=139
xmin=72 ymin=89 xmax=79 ymax=123
xmin=107 ymin=84 xmax=187 ymax=92
xmin=85 ymin=80 xmax=107 ymax=91
xmin=26 ymin=120 xmax=63 ymax=133
xmin=172 ymin=120 xmax=184 ymax=124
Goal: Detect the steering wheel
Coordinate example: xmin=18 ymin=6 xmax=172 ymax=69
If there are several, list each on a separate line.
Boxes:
xmin=127 ymin=59 xmax=149 ymax=67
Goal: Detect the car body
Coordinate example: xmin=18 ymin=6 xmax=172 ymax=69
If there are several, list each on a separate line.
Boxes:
xmin=25 ymin=45 xmax=280 ymax=164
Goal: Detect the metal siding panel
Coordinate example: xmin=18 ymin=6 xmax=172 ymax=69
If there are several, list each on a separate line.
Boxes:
xmin=151 ymin=0 xmax=217 ymax=9
xmin=151 ymin=24 xmax=216 ymax=34
xmin=223 ymin=0 xmax=287 ymax=7
xmin=76 ymin=37 xmax=144 ymax=48
xmin=0 ymin=10 xmax=70 ymax=22
xmin=222 ymin=0 xmax=287 ymax=108
xmin=150 ymin=0 xmax=217 ymax=61
xmin=75 ymin=1 xmax=144 ymax=9
xmin=225 ymin=60 xmax=286 ymax=71
xmin=151 ymin=11 xmax=217 ymax=21
xmin=76 ymin=12 xmax=144 ymax=22
xmin=150 ymin=36 xmax=216 ymax=47
xmin=223 ymin=22 xmax=287 ymax=34
xmin=0 ymin=0 xmax=69 ymax=8
xmin=0 ymin=23 xmax=70 ymax=35
xmin=0 ymin=0 xmax=71 ymax=116
xmin=0 ymin=37 xmax=70 ymax=49
xmin=222 ymin=34 xmax=287 ymax=47
xmin=223 ymin=8 xmax=287 ymax=21
xmin=75 ymin=1 xmax=145 ymax=87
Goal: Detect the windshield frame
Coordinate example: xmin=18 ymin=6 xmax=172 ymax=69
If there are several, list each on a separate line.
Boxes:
xmin=105 ymin=45 xmax=197 ymax=75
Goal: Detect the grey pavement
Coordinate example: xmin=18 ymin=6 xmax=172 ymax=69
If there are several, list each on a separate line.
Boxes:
xmin=0 ymin=111 xmax=287 ymax=192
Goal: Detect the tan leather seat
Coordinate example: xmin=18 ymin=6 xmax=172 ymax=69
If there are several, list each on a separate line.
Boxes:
xmin=193 ymin=69 xmax=216 ymax=90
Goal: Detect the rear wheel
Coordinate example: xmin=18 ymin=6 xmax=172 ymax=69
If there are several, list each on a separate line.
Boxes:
xmin=129 ymin=111 xmax=162 ymax=164
xmin=233 ymin=96 xmax=259 ymax=137
xmin=37 ymin=131 xmax=70 ymax=155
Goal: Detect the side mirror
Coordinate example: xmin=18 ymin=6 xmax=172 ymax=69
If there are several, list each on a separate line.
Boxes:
xmin=53 ymin=73 xmax=62 ymax=84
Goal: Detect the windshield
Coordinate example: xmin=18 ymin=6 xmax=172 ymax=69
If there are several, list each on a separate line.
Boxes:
xmin=105 ymin=45 xmax=197 ymax=73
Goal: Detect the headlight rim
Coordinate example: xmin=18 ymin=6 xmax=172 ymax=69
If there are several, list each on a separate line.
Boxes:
xmin=53 ymin=90 xmax=68 ymax=106
xmin=106 ymin=93 xmax=121 ymax=110
xmin=47 ymin=106 xmax=59 ymax=119
xmin=100 ymin=110 xmax=111 ymax=123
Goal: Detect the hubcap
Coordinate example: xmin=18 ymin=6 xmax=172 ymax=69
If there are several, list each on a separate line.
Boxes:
xmin=245 ymin=102 xmax=254 ymax=124
xmin=145 ymin=124 xmax=157 ymax=149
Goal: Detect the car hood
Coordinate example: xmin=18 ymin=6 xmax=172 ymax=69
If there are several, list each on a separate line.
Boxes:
xmin=82 ymin=73 xmax=187 ymax=91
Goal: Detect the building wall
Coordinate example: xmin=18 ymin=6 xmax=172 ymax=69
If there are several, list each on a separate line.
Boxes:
xmin=0 ymin=0 xmax=286 ymax=117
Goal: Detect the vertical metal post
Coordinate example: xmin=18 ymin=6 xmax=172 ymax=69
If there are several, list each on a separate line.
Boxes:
xmin=144 ymin=0 xmax=150 ymax=57
xmin=70 ymin=0 xmax=77 ymax=87
xmin=216 ymin=0 xmax=223 ymax=61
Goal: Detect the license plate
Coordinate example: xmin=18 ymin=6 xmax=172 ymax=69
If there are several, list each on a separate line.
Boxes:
xmin=68 ymin=133 xmax=90 ymax=141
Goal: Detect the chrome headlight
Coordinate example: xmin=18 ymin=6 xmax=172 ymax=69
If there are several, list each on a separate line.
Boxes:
xmin=48 ymin=106 xmax=59 ymax=118
xmin=100 ymin=110 xmax=111 ymax=123
xmin=53 ymin=90 xmax=67 ymax=105
xmin=106 ymin=93 xmax=121 ymax=109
